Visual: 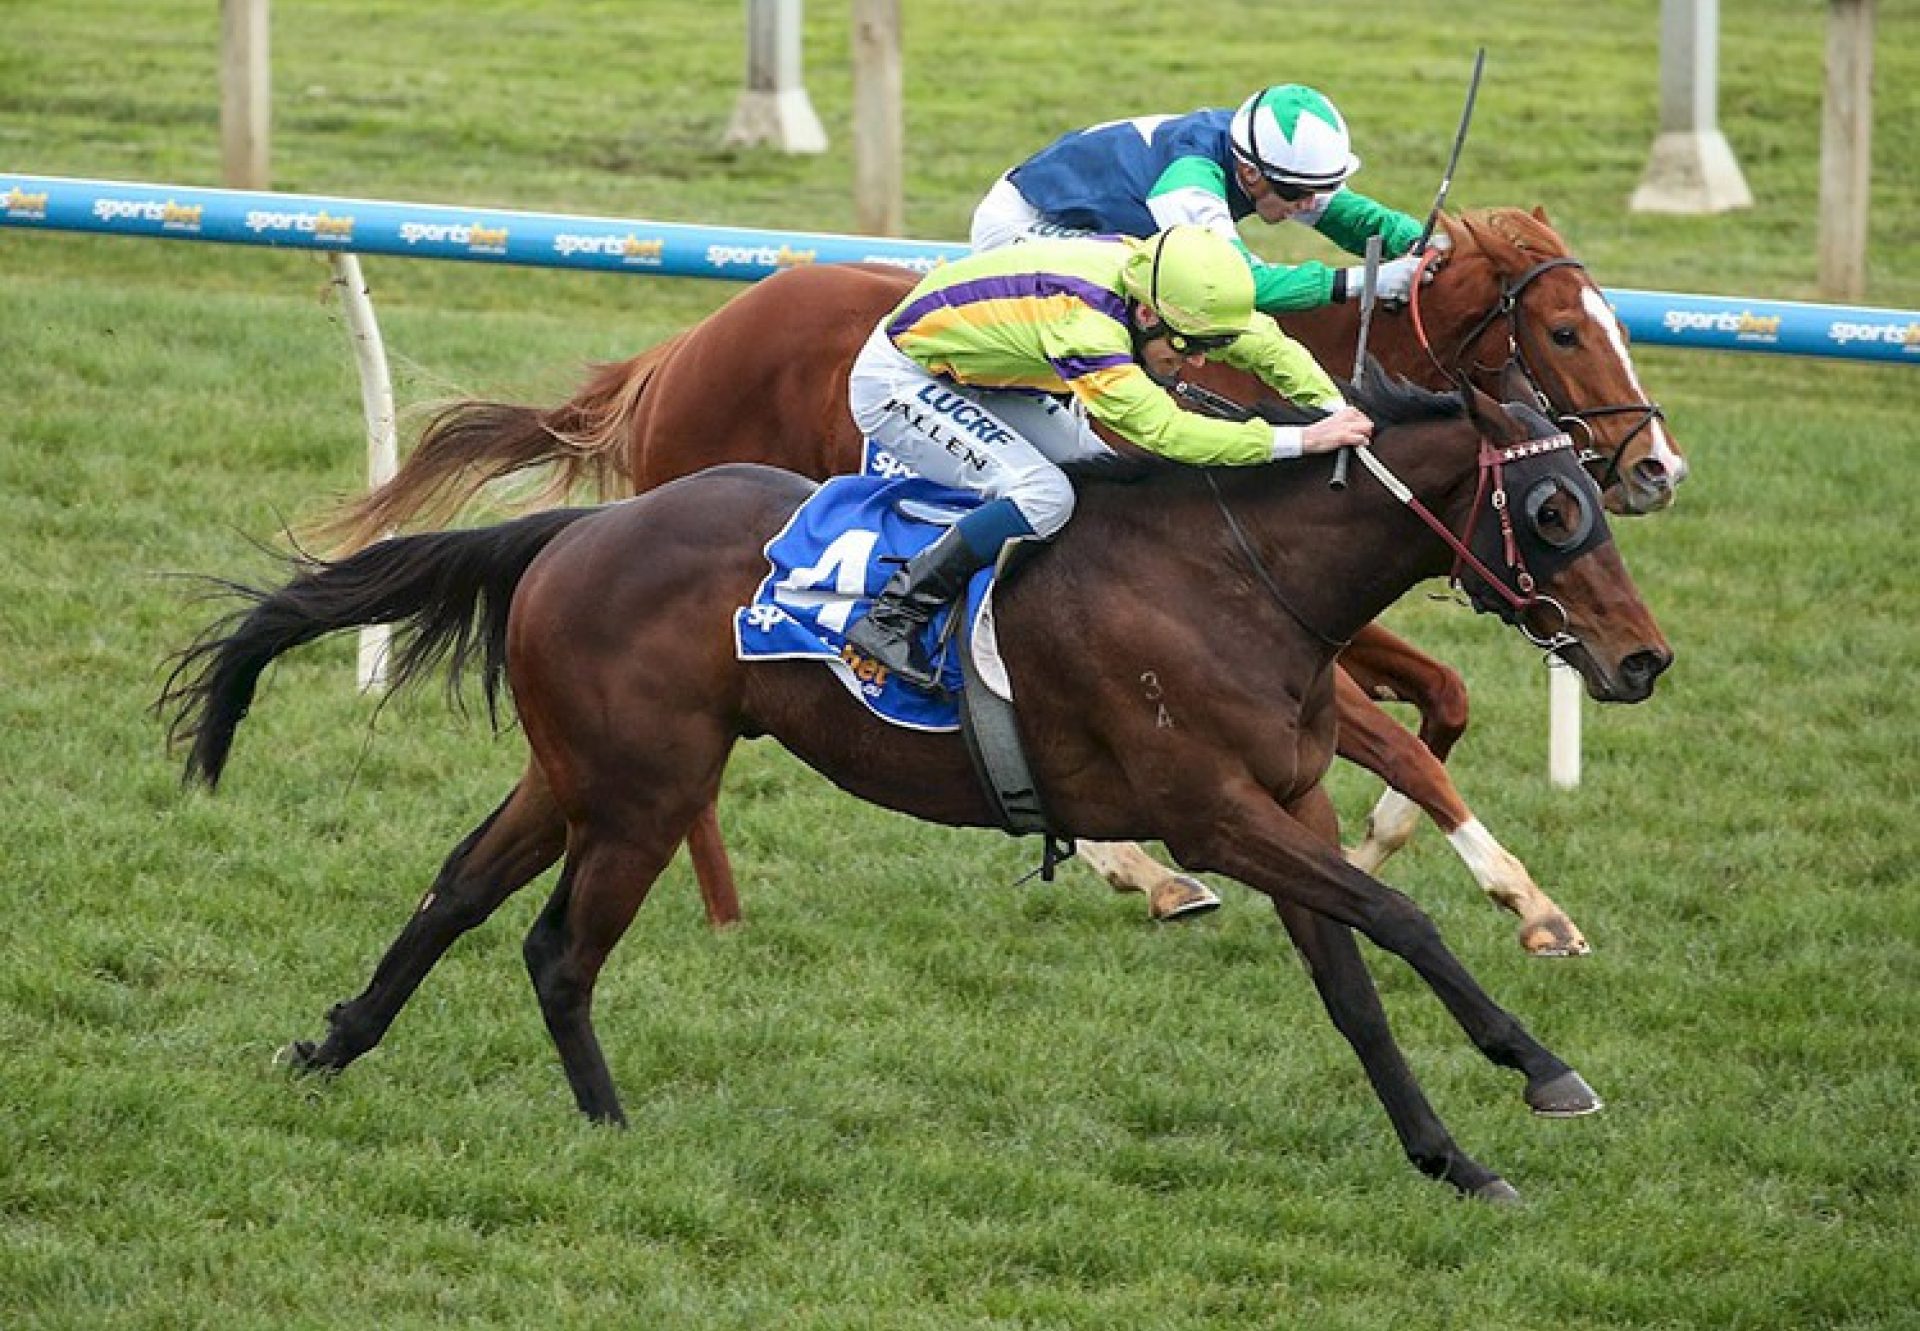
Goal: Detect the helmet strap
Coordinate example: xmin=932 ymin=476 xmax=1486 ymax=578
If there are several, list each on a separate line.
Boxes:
xmin=1147 ymin=228 xmax=1171 ymax=318
xmin=1129 ymin=314 xmax=1179 ymax=387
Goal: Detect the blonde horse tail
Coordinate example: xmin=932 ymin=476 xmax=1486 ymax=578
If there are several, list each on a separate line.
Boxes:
xmin=307 ymin=331 xmax=693 ymax=556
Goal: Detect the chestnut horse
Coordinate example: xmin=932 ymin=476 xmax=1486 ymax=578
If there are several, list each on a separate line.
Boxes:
xmin=318 ymin=207 xmax=1683 ymax=950
xmin=164 ymin=375 xmax=1672 ymax=1198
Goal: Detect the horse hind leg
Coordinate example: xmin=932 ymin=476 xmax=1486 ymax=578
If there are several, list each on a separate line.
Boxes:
xmin=281 ymin=766 xmax=566 ymax=1076
xmin=685 ymin=801 xmax=743 ymax=928
xmin=1073 ymin=839 xmax=1221 ymax=922
xmin=522 ymin=816 xmax=697 ymax=1125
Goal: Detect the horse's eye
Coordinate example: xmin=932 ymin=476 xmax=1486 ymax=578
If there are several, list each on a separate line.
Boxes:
xmin=1550 ymin=326 xmax=1578 ymax=348
xmin=1524 ymin=478 xmax=1595 ymax=550
xmin=1537 ymin=492 xmax=1574 ymax=534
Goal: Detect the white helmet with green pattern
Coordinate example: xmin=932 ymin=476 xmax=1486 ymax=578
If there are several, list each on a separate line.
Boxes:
xmin=1229 ymin=84 xmax=1361 ymax=189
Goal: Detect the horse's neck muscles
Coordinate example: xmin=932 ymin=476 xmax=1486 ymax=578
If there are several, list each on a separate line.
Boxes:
xmin=1226 ymin=430 xmax=1474 ymax=638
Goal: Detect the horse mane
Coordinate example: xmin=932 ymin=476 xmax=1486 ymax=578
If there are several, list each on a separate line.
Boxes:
xmin=1345 ymin=363 xmax=1464 ymax=428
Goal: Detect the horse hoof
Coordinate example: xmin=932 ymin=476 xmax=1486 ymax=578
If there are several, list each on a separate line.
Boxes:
xmin=1527 ymin=1069 xmax=1604 ymax=1117
xmin=1471 ymin=1177 xmax=1523 ymax=1204
xmin=1150 ymin=876 xmax=1221 ymax=923
xmin=275 ymin=1039 xmax=329 ymax=1075
xmin=1519 ymin=915 xmax=1591 ymax=957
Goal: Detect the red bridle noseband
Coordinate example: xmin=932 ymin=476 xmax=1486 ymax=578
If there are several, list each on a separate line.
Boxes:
xmin=1408 ymin=248 xmax=1666 ymax=496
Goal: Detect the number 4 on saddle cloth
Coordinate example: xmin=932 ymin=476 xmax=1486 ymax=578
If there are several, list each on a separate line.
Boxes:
xmin=732 ymin=472 xmax=1012 ymax=734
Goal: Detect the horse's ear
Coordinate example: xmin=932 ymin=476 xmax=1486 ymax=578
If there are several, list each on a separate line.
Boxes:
xmin=1496 ymin=357 xmax=1536 ymax=407
xmin=1465 ymin=212 xmax=1528 ymax=272
xmin=1455 ymin=371 xmax=1521 ymax=443
xmin=1531 ymin=204 xmax=1553 ymax=227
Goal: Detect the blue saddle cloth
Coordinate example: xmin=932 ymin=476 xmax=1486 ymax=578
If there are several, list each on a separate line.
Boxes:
xmin=733 ymin=472 xmax=996 ymax=732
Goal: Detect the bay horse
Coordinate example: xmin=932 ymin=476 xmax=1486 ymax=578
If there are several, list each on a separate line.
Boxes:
xmin=164 ymin=374 xmax=1671 ymax=1198
xmin=315 ymin=207 xmax=1682 ymax=949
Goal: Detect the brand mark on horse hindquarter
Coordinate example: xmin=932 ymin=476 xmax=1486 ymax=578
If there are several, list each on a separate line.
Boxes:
xmin=1140 ymin=670 xmax=1175 ymax=727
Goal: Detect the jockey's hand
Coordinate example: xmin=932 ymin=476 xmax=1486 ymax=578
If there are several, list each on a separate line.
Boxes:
xmin=1298 ymin=406 xmax=1374 ymax=455
xmin=1344 ymin=251 xmax=1431 ymax=306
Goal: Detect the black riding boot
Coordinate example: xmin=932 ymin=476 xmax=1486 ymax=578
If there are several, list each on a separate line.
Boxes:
xmin=844 ymin=526 xmax=987 ymax=689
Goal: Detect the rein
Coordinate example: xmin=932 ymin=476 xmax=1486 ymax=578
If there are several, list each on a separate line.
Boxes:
xmin=1174 ymin=382 xmax=1352 ymax=647
xmin=1176 ymin=375 xmax=1570 ymax=651
xmin=1408 ymin=248 xmax=1666 ymax=495
xmin=1204 ymin=472 xmax=1351 ymax=649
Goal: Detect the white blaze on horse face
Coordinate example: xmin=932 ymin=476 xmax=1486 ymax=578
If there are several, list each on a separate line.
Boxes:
xmin=1580 ymin=287 xmax=1686 ymax=484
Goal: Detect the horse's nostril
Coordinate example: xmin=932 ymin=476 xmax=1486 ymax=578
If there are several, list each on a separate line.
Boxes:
xmin=1632 ymin=458 xmax=1670 ymax=493
xmin=1621 ymin=649 xmax=1670 ymax=688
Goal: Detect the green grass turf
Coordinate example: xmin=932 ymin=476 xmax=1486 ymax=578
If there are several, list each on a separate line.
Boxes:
xmin=2 ymin=2 xmax=1916 ymax=1326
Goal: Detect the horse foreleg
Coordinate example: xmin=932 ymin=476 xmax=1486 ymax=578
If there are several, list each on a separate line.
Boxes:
xmin=282 ymin=767 xmax=566 ymax=1076
xmin=1277 ymin=898 xmax=1514 ymax=1199
xmin=1269 ymin=784 xmax=1518 ymax=1198
xmin=1072 ymin=839 xmax=1220 ymax=922
xmin=685 ymin=800 xmax=743 ymax=928
xmin=1338 ymin=623 xmax=1471 ymax=759
xmin=1170 ymin=780 xmax=1601 ymax=1166
xmin=1334 ymin=670 xmax=1588 ymax=958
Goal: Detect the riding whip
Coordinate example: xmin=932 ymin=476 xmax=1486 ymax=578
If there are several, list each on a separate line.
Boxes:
xmin=1415 ymin=46 xmax=1487 ymax=254
xmin=1331 ymin=233 xmax=1383 ymax=491
xmin=1170 ymin=378 xmax=1254 ymax=423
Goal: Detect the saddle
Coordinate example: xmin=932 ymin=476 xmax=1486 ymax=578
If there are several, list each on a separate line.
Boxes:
xmin=733 ymin=474 xmax=1068 ymax=854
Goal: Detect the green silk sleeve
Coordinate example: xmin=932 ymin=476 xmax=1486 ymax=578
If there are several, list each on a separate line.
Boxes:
xmin=1311 ymin=189 xmax=1424 ymax=259
xmin=1218 ymin=313 xmax=1344 ymax=410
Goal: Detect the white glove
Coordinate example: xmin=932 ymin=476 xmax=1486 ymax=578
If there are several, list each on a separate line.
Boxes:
xmin=1343 ymin=251 xmax=1428 ymax=306
xmin=1273 ymin=407 xmax=1373 ymax=460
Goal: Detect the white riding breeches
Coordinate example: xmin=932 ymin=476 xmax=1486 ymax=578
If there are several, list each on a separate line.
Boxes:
xmin=969 ymin=176 xmax=1098 ymax=252
xmin=847 ymin=326 xmax=1112 ymax=539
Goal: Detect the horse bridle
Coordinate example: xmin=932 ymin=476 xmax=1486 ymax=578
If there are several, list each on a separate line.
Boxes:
xmin=1208 ymin=429 xmax=1587 ymax=654
xmin=1410 ymin=250 xmax=1666 ymax=496
xmin=1343 ymin=431 xmax=1583 ymax=651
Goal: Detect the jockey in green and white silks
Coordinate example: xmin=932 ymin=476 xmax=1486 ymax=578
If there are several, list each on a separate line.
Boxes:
xmin=843 ymin=225 xmax=1373 ymax=688
xmin=971 ymin=85 xmax=1429 ymax=314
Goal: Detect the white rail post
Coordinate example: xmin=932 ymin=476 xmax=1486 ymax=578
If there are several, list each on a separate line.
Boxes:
xmin=851 ymin=0 xmax=903 ymax=236
xmin=219 ymin=0 xmax=271 ymax=189
xmin=1818 ymin=0 xmax=1875 ymax=301
xmin=1548 ymin=658 xmax=1582 ymax=789
xmin=724 ymin=0 xmax=827 ymax=153
xmin=1631 ymin=0 xmax=1752 ymax=214
xmin=326 ymin=254 xmax=398 ymax=692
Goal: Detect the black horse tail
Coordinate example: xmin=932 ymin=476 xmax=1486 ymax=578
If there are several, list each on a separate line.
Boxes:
xmin=159 ymin=507 xmax=595 ymax=790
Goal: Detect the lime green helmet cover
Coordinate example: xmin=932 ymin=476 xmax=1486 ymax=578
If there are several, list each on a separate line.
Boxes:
xmin=1120 ymin=225 xmax=1256 ymax=337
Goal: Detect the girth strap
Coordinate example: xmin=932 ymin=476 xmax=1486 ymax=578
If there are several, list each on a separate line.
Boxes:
xmin=954 ymin=580 xmax=1076 ymax=880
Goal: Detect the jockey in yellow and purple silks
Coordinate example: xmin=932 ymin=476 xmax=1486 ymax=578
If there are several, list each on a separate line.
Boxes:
xmin=971 ymin=84 xmax=1430 ymax=313
xmin=843 ymin=224 xmax=1373 ymax=689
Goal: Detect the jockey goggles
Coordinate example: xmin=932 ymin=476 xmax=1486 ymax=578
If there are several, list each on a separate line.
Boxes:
xmin=1156 ymin=326 xmax=1239 ymax=355
xmin=1260 ymin=176 xmax=1318 ymax=203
